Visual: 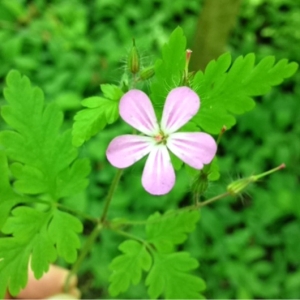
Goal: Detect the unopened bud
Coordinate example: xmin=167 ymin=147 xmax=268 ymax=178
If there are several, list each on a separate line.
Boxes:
xmin=186 ymin=49 xmax=192 ymax=66
xmin=184 ymin=49 xmax=193 ymax=84
xmin=139 ymin=66 xmax=155 ymax=80
xmin=217 ymin=125 xmax=227 ymax=144
xmin=127 ymin=39 xmax=139 ymax=74
xmin=227 ymin=163 xmax=286 ymax=196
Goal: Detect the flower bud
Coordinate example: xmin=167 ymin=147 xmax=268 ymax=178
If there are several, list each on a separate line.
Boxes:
xmin=186 ymin=49 xmax=192 ymax=66
xmin=184 ymin=49 xmax=193 ymax=85
xmin=139 ymin=65 xmax=155 ymax=80
xmin=217 ymin=125 xmax=227 ymax=144
xmin=127 ymin=39 xmax=140 ymax=74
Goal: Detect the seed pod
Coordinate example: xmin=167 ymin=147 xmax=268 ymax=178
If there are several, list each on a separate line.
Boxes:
xmin=227 ymin=177 xmax=254 ymax=195
xmin=227 ymin=163 xmax=285 ymax=196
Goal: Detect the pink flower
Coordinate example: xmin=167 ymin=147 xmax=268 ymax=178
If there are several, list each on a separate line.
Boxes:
xmin=106 ymin=87 xmax=217 ymax=195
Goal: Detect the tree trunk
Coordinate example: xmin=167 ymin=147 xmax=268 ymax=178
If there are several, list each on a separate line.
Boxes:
xmin=190 ymin=0 xmax=241 ymax=71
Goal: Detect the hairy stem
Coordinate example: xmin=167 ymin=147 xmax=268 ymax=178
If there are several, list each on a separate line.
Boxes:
xmin=100 ymin=168 xmax=123 ymax=223
xmin=193 ymin=191 xmax=199 ymax=206
xmin=119 ymin=191 xmax=232 ymax=227
xmin=194 ymin=191 xmax=231 ymax=208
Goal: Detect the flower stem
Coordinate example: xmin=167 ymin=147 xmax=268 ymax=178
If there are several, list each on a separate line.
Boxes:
xmin=64 ymin=223 xmax=103 ymax=292
xmin=253 ymin=163 xmax=285 ymax=180
xmin=116 ymin=192 xmax=232 ymax=227
xmin=193 ymin=191 xmax=199 ymax=206
xmin=194 ymin=191 xmax=231 ymax=208
xmin=100 ymin=168 xmax=123 ymax=223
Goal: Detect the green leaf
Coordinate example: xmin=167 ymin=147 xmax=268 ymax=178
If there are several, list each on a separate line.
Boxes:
xmin=0 ymin=207 xmax=83 ymax=297
xmin=109 ymin=240 xmax=152 ymax=297
xmin=0 ymin=152 xmax=23 ymax=230
xmin=146 ymin=210 xmax=200 ymax=253
xmin=101 ymin=83 xmax=124 ymax=101
xmin=192 ymin=53 xmax=298 ymax=134
xmin=146 ymin=252 xmax=205 ymax=299
xmin=48 ymin=210 xmax=83 ymax=263
xmin=206 ymin=157 xmax=220 ymax=181
xmin=0 ymin=207 xmax=57 ymax=297
xmin=72 ymin=84 xmax=122 ymax=146
xmin=150 ymin=27 xmax=186 ymax=110
xmin=0 ymin=70 xmax=90 ymax=200
xmin=56 ymin=158 xmax=91 ymax=198
xmin=0 ymin=238 xmax=30 ymax=297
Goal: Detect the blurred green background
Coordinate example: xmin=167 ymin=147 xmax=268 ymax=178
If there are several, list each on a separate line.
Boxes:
xmin=0 ymin=0 xmax=299 ymax=298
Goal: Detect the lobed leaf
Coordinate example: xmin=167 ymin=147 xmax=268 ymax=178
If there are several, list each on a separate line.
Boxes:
xmin=72 ymin=84 xmax=122 ymax=146
xmin=192 ymin=53 xmax=298 ymax=134
xmin=0 ymin=207 xmax=83 ymax=298
xmin=56 ymin=158 xmax=91 ymax=198
xmin=109 ymin=240 xmax=152 ymax=297
xmin=101 ymin=84 xmax=124 ymax=102
xmin=0 ymin=207 xmax=57 ymax=296
xmin=0 ymin=70 xmax=90 ymax=200
xmin=146 ymin=252 xmax=205 ymax=299
xmin=48 ymin=210 xmax=83 ymax=263
xmin=146 ymin=210 xmax=200 ymax=253
xmin=0 ymin=238 xmax=30 ymax=297
xmin=0 ymin=152 xmax=23 ymax=230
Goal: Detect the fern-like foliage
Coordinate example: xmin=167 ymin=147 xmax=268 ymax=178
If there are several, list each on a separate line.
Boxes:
xmin=146 ymin=252 xmax=205 ymax=299
xmin=109 ymin=240 xmax=152 ymax=296
xmin=192 ymin=53 xmax=298 ymax=133
xmin=0 ymin=71 xmax=87 ymax=297
xmin=148 ymin=27 xmax=297 ymax=135
xmin=0 ymin=70 xmax=90 ymax=200
xmin=109 ymin=210 xmax=204 ymax=299
xmin=72 ymin=83 xmax=122 ymax=146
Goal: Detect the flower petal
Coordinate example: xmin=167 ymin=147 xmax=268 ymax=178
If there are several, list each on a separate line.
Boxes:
xmin=106 ymin=135 xmax=155 ymax=168
xmin=142 ymin=145 xmax=175 ymax=195
xmin=160 ymin=87 xmax=200 ymax=134
xmin=167 ymin=132 xmax=217 ymax=169
xmin=119 ymin=90 xmax=159 ymax=135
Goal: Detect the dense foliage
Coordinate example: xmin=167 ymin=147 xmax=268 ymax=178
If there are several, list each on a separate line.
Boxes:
xmin=0 ymin=0 xmax=299 ymax=298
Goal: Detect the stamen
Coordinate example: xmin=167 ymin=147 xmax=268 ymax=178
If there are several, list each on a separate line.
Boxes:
xmin=154 ymin=134 xmax=163 ymax=142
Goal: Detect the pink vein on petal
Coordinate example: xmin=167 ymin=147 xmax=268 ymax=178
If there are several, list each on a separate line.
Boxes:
xmin=106 ymin=135 xmax=155 ymax=168
xmin=119 ymin=90 xmax=159 ymax=135
xmin=142 ymin=145 xmax=175 ymax=195
xmin=160 ymin=87 xmax=200 ymax=134
xmin=167 ymin=132 xmax=217 ymax=169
